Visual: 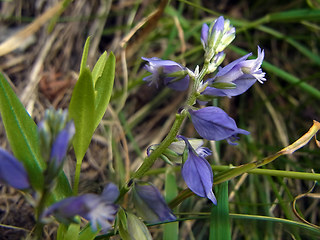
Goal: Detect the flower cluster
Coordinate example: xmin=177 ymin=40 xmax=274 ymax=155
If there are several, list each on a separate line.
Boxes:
xmin=0 ymin=109 xmax=75 ymax=190
xmin=142 ymin=16 xmax=266 ymax=204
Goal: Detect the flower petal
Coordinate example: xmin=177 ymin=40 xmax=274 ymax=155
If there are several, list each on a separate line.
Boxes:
xmin=189 ymin=107 xmax=249 ymax=143
xmin=133 ymin=183 xmax=176 ymax=223
xmin=177 ymin=136 xmax=216 ymax=204
xmin=0 ymin=148 xmax=30 ymax=190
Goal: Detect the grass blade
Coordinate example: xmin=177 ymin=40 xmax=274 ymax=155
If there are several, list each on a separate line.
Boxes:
xmin=209 ymin=181 xmax=231 ymax=240
xmin=164 ymin=167 xmax=179 ymax=240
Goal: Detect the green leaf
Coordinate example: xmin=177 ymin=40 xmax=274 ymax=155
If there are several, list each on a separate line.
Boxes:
xmin=57 ymin=221 xmax=80 ymax=240
xmin=209 ymin=181 xmax=231 ymax=240
xmin=78 ymin=224 xmax=98 ymax=240
xmin=92 ymin=51 xmax=108 ymax=85
xmin=54 ymin=171 xmax=72 ymax=200
xmin=69 ymin=68 xmax=95 ymax=161
xmin=80 ymin=37 xmax=91 ymax=74
xmin=93 ymin=52 xmax=115 ymax=130
xmin=0 ymin=73 xmax=44 ymax=189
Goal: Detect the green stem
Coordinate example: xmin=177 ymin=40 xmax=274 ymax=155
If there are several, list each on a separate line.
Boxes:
xmin=73 ymin=162 xmax=82 ymax=195
xmin=132 ymin=112 xmax=187 ymax=179
xmin=145 ymin=165 xmax=320 ymax=181
xmin=33 ymin=183 xmax=52 ymax=239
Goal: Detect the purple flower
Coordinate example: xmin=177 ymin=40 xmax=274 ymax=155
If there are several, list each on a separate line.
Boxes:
xmin=0 ymin=148 xmax=30 ymax=190
xmin=132 ymin=182 xmax=176 ymax=223
xmin=141 ymin=57 xmax=190 ymax=91
xmin=202 ymin=47 xmax=266 ymax=97
xmin=42 ymin=183 xmax=119 ymax=232
xmin=49 ymin=121 xmax=75 ymax=169
xmin=177 ymin=135 xmax=216 ymax=204
xmin=189 ymin=107 xmax=249 ymax=145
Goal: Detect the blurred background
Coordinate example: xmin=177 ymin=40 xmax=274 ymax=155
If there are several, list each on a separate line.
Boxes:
xmin=0 ymin=0 xmax=319 ymax=239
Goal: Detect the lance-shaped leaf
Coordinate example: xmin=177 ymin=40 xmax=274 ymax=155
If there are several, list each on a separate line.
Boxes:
xmin=0 ymin=73 xmax=44 ymax=189
xmin=69 ymin=68 xmax=95 ymax=161
xmin=80 ymin=37 xmax=91 ymax=74
xmin=93 ymin=51 xmax=115 ymax=130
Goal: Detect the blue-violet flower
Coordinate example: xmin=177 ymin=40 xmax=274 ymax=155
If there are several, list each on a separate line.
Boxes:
xmin=189 ymin=107 xmax=249 ymax=145
xmin=202 ymin=47 xmax=266 ymax=98
xmin=132 ymin=182 xmax=176 ymax=223
xmin=42 ymin=183 xmax=119 ymax=232
xmin=0 ymin=148 xmax=30 ymax=190
xmin=177 ymin=135 xmax=217 ymax=204
xmin=141 ymin=57 xmax=190 ymax=91
xmin=49 ymin=121 xmax=75 ymax=170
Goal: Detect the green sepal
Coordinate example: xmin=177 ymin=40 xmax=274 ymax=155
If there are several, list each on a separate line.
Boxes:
xmin=181 ymin=142 xmax=189 ymax=164
xmin=118 ymin=208 xmax=131 ymax=240
xmin=160 ymin=154 xmax=174 ymax=165
xmin=118 ymin=208 xmax=153 ymax=240
xmin=127 ymin=212 xmax=152 ymax=240
xmin=210 ymin=82 xmax=236 ymax=89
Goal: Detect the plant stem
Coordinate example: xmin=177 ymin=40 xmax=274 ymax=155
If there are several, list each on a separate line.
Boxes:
xmin=132 ymin=112 xmax=187 ymax=179
xmin=33 ymin=184 xmax=51 ymax=239
xmin=73 ymin=162 xmax=81 ymax=195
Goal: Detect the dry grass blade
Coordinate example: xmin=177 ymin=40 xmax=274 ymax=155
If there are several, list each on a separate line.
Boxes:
xmin=292 ymin=182 xmax=320 ymax=229
xmin=0 ymin=1 xmax=63 ymax=57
